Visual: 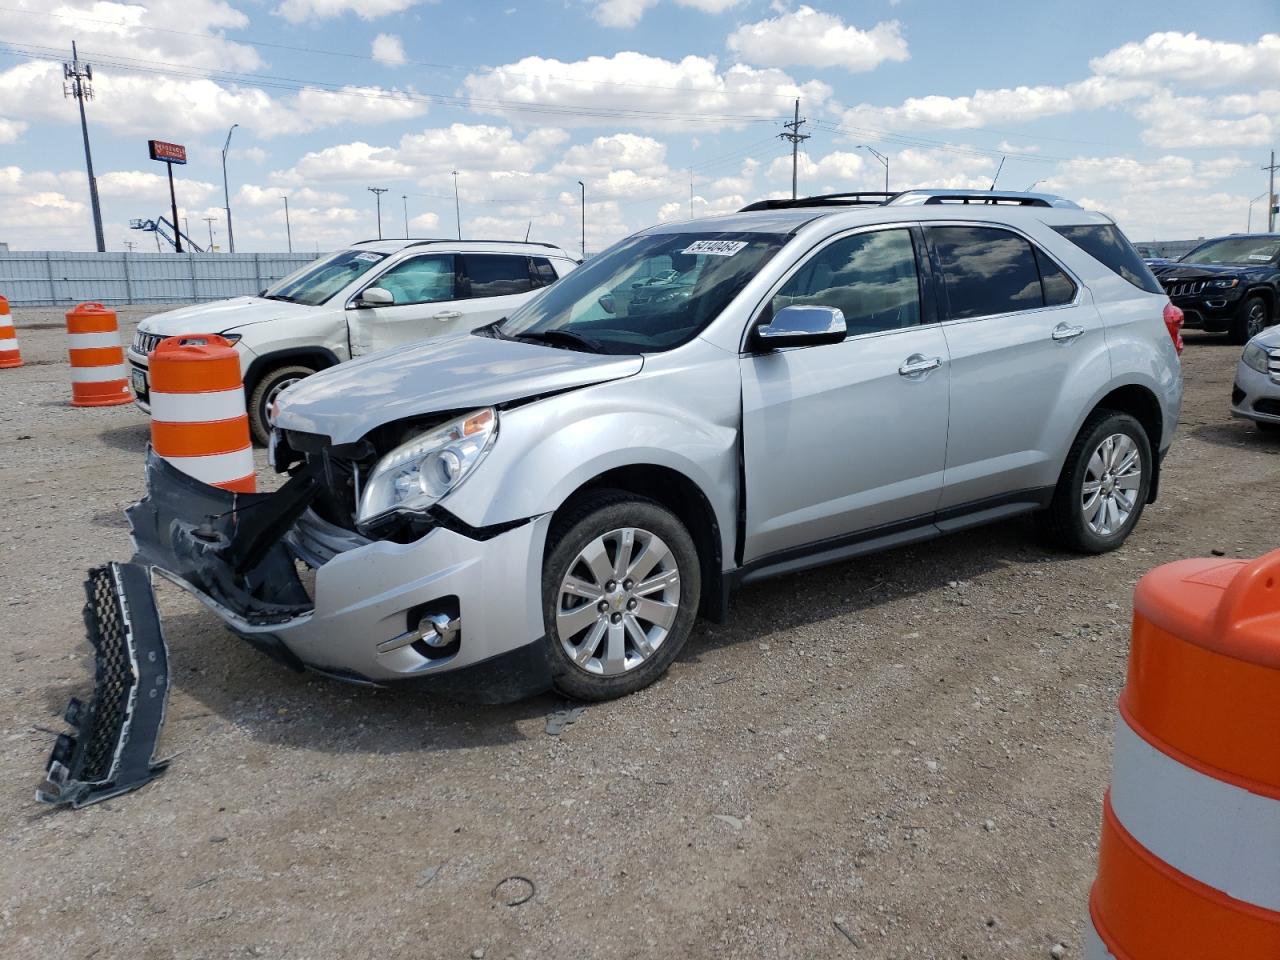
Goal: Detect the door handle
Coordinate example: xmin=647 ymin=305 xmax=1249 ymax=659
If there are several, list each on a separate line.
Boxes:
xmin=1052 ymin=322 xmax=1086 ymax=342
xmin=898 ymin=354 xmax=942 ymax=377
xmin=433 ymin=310 xmax=463 ymax=321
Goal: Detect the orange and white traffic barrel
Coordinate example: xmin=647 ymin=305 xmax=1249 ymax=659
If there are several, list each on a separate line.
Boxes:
xmin=148 ymin=334 xmax=255 ymax=493
xmin=65 ymin=302 xmax=130 ymax=406
xmin=0 ymin=295 xmax=20 ymax=368
xmin=1087 ymin=549 xmax=1280 ymax=959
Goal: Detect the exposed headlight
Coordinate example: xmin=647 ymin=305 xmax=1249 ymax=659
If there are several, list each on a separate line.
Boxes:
xmin=1242 ymin=340 xmax=1271 ymax=374
xmin=1207 ymin=278 xmax=1239 ymax=289
xmin=357 ymin=408 xmax=497 ymax=526
xmin=219 ymin=332 xmax=243 ymax=344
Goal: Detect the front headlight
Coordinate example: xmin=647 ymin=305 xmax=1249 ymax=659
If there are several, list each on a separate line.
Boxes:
xmin=1242 ymin=340 xmax=1271 ymax=374
xmin=356 ymin=408 xmax=497 ymax=525
xmin=1208 ymin=278 xmax=1239 ymax=289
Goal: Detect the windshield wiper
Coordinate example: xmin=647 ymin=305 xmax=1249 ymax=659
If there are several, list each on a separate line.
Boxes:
xmin=262 ymin=293 xmax=296 ymax=303
xmin=515 ymin=329 xmax=605 ymax=353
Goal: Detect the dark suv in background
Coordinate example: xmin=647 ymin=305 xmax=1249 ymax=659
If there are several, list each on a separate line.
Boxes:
xmin=1150 ymin=234 xmax=1280 ymax=343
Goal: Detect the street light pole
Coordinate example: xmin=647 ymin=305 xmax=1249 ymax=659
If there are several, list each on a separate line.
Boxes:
xmin=1248 ymin=192 xmax=1268 ymax=233
xmin=452 ymin=171 xmax=461 ymax=240
xmin=856 ymin=145 xmax=890 ymax=192
xmin=577 ymin=180 xmax=586 ymax=259
xmin=402 ymin=194 xmax=409 ymax=238
xmin=281 ymin=196 xmax=292 ymax=252
xmin=221 ymin=123 xmax=238 ymax=253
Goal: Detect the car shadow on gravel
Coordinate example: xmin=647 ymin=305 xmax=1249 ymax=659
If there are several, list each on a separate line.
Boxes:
xmin=155 ymin=608 xmax=562 ymax=755
xmin=99 ymin=421 xmax=152 ymax=453
xmin=684 ymin=517 xmax=1070 ymax=660
xmin=1188 ymin=418 xmax=1280 ymax=452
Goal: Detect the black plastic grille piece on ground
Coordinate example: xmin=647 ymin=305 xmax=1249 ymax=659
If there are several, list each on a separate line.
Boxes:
xmin=37 ymin=563 xmax=171 ymax=808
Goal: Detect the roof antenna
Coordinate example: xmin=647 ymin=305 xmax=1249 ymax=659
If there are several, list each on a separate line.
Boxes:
xmin=989 ymin=155 xmax=1006 ymax=190
xmin=524 ymin=221 xmax=532 ymax=242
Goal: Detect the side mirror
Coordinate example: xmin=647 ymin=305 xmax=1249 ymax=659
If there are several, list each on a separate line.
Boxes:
xmin=754 ymin=305 xmax=846 ymax=350
xmin=356 ymin=286 xmax=394 ymax=307
xmin=598 ymin=293 xmax=617 ymax=315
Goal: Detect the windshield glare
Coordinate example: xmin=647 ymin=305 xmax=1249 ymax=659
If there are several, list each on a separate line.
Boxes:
xmin=1181 ymin=237 xmax=1280 ymax=266
xmin=498 ymin=232 xmax=786 ymax=353
xmin=263 ymin=249 xmax=388 ymax=306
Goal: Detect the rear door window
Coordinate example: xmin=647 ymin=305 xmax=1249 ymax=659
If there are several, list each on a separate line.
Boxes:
xmin=929 ymin=226 xmax=1044 ymax=319
xmin=463 ymin=254 xmax=535 ymax=299
xmin=1052 ymin=223 xmax=1163 ymax=294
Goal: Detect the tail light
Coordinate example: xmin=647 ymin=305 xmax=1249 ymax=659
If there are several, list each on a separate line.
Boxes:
xmin=1163 ymin=302 xmax=1184 ymax=355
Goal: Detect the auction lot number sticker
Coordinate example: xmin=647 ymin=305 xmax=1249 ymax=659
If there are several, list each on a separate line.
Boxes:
xmin=682 ymin=239 xmax=749 ymax=257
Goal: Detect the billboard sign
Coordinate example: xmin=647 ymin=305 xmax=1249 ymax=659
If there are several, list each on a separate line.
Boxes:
xmin=148 ymin=140 xmax=187 ymax=165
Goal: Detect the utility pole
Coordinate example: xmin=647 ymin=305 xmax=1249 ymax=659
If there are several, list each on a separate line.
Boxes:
xmin=779 ymin=99 xmax=809 ymax=200
xmin=203 ymin=216 xmax=216 ymax=249
xmin=577 ymin=181 xmax=586 ymax=258
xmin=452 ymin=171 xmax=461 ymax=240
xmin=368 ymin=186 xmax=388 ymax=239
xmin=281 ymin=196 xmax=292 ymax=252
xmin=1264 ymin=151 xmax=1278 ymax=233
xmin=63 ymin=42 xmax=105 ymax=252
xmin=124 ymin=240 xmax=136 ymax=252
xmin=402 ymin=194 xmax=409 ymax=238
xmin=221 ymin=124 xmax=238 ymax=253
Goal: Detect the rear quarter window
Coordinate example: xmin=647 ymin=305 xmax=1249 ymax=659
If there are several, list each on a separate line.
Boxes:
xmin=1052 ymin=224 xmax=1163 ymax=295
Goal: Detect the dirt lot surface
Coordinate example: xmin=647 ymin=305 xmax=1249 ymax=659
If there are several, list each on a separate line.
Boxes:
xmin=1 ymin=305 xmax=1276 ymax=960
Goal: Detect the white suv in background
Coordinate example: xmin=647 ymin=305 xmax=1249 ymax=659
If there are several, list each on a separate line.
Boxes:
xmin=126 ymin=239 xmax=578 ymax=443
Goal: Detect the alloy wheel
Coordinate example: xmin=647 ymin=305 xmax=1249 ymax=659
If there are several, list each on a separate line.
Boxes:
xmin=1245 ymin=300 xmax=1267 ymax=339
xmin=555 ymin=527 xmax=681 ymax=676
xmin=1081 ymin=433 xmax=1142 ymax=536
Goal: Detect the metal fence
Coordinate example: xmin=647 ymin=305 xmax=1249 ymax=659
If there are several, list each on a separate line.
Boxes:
xmin=0 ymin=251 xmax=320 ymax=306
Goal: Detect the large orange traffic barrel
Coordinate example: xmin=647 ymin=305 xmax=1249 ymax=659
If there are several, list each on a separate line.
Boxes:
xmin=65 ymin=302 xmax=130 ymax=406
xmin=148 ymin=335 xmax=255 ymax=493
xmin=0 ymin=295 xmax=20 ymax=368
xmin=1087 ymin=549 xmax=1280 ymax=959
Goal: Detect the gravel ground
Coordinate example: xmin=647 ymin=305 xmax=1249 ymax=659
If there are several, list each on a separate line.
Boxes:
xmin=1 ymin=305 xmax=1276 ymax=960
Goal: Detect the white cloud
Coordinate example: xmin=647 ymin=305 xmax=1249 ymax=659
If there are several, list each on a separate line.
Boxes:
xmin=0 ymin=0 xmax=263 ymax=73
xmin=284 ymin=141 xmax=412 ymax=182
xmin=372 ymin=33 xmax=407 ymax=67
xmin=1132 ymin=90 xmax=1280 ymax=148
xmin=1090 ymin=32 xmax=1280 ymax=88
xmin=590 ymin=0 xmax=742 ymax=29
xmin=464 ymin=52 xmax=831 ymax=130
xmin=727 ymin=6 xmax=909 ymax=71
xmin=0 ymin=117 xmax=26 ymax=143
xmin=238 ymin=184 xmax=349 ymax=207
xmin=276 ymin=0 xmax=434 ymax=24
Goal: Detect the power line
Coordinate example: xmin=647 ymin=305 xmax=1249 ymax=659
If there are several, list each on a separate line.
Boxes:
xmin=0 ymin=5 xmax=815 ymax=103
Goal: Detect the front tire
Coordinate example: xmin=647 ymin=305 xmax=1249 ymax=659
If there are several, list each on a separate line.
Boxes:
xmin=1229 ymin=295 xmax=1269 ymax=345
xmin=543 ymin=491 xmax=701 ymax=702
xmin=1041 ymin=411 xmax=1152 ymax=554
xmin=247 ymin=363 xmax=314 ymax=446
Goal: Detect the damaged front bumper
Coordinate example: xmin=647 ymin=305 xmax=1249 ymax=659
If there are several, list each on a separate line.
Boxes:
xmin=128 ymin=451 xmax=553 ymax=698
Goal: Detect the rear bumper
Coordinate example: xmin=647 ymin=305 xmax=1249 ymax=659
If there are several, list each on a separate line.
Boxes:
xmin=127 ymin=452 xmax=552 ymax=696
xmin=1231 ymin=361 xmax=1280 ymax=424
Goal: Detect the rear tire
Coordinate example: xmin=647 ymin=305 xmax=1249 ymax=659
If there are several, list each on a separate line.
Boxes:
xmin=542 ymin=490 xmax=701 ymax=702
xmin=1229 ymin=295 xmax=1269 ymax=345
xmin=1040 ymin=411 xmax=1152 ymax=554
xmin=247 ymin=363 xmax=314 ymax=446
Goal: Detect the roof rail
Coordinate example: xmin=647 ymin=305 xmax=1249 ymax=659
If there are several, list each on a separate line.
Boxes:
xmin=886 ymin=189 xmax=1080 ymax=209
xmin=353 ymin=238 xmax=564 ymax=249
xmin=738 ymin=191 xmax=899 ymax=212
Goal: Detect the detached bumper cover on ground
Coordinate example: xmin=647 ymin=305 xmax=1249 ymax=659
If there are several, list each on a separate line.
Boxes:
xmin=37 ymin=563 xmax=171 ymax=808
xmin=125 ymin=450 xmax=553 ymax=699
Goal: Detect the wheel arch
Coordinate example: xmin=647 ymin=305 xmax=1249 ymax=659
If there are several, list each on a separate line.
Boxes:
xmin=242 ymin=346 xmax=340 ymax=397
xmin=1089 ymin=383 xmax=1164 ymax=503
xmin=552 ymin=464 xmax=727 ymax=622
xmin=1245 ymin=285 xmax=1275 ymax=318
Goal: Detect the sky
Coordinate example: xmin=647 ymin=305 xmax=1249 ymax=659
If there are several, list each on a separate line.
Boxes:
xmin=0 ymin=0 xmax=1277 ymax=255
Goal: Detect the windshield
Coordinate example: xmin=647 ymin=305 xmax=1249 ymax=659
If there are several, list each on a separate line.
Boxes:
xmin=263 ymin=249 xmax=388 ymax=306
xmin=1180 ymin=236 xmax=1280 ymax=266
xmin=497 ymin=232 xmax=786 ymax=354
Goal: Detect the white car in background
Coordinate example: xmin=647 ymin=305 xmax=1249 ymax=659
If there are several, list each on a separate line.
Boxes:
xmin=126 ymin=239 xmax=578 ymax=443
xmin=1232 ymin=327 xmax=1280 ymax=433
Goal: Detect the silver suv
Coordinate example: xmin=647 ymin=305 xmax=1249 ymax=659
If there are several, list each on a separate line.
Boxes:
xmin=130 ymin=190 xmax=1183 ymax=702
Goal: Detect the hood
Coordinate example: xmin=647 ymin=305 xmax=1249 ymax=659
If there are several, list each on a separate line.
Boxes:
xmin=138 ymin=297 xmax=314 ymax=336
xmin=1150 ymin=261 xmax=1253 ymax=280
xmin=1252 ymin=326 xmax=1280 ymax=350
xmin=274 ymin=332 xmax=644 ymax=444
